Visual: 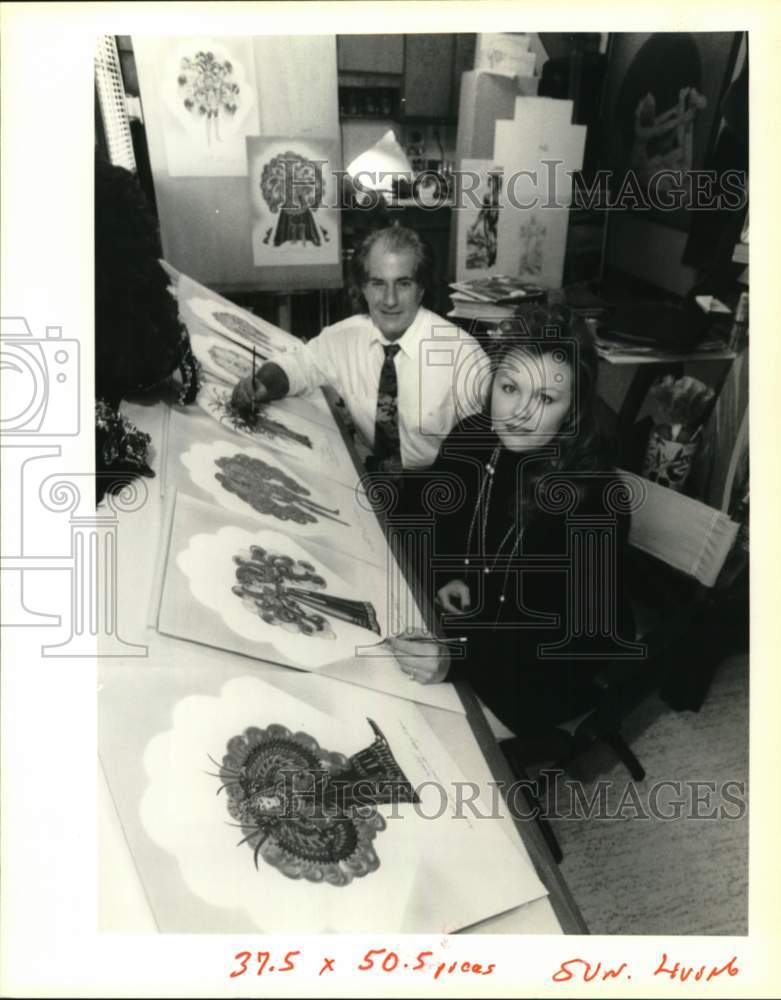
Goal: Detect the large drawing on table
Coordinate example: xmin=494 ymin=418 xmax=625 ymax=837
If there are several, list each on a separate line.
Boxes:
xmin=157 ymin=492 xmax=390 ymax=670
xmin=166 ymin=413 xmax=387 ymax=566
xmin=196 ymin=380 xmax=357 ymax=486
xmin=184 ymin=294 xmax=300 ymax=358
xmin=212 ymin=716 xmax=418 ymax=884
xmin=98 ymin=665 xmax=547 ymax=932
xmin=247 ymin=136 xmax=340 ymax=268
xmin=154 ymin=493 xmax=464 ymax=711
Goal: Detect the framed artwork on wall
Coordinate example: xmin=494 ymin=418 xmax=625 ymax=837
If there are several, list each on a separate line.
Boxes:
xmin=600 ymin=32 xmax=743 ymax=231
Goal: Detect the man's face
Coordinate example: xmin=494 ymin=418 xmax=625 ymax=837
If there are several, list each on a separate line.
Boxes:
xmin=362 ymin=245 xmax=425 ymax=341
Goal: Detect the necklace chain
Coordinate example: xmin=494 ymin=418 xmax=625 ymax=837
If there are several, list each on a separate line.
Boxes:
xmin=464 ymin=447 xmax=524 ymax=609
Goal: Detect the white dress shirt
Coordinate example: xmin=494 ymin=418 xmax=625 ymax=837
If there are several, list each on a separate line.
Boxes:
xmin=279 ymin=307 xmax=491 ymax=469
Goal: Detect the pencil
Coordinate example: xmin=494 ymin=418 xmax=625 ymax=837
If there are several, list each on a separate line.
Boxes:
xmin=249 ymin=346 xmax=258 ymax=420
xmin=392 ymin=634 xmax=468 ymax=646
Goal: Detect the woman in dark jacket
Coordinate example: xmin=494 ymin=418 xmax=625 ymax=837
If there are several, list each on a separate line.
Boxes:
xmin=390 ymin=306 xmax=639 ymax=738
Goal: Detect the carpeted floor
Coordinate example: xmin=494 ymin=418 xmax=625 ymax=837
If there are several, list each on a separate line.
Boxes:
xmin=542 ymin=653 xmax=749 ymax=935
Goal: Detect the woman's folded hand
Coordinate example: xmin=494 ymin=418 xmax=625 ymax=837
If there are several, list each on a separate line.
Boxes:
xmin=436 ymin=579 xmax=471 ymax=614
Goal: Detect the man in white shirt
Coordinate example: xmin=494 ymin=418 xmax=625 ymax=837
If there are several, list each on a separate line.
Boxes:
xmin=231 ymin=226 xmax=490 ymax=471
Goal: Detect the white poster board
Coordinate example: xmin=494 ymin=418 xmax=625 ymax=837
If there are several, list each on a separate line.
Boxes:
xmin=153 ymin=36 xmax=260 ymax=177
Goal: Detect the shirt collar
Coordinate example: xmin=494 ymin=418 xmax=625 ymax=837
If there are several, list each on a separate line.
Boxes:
xmin=368 ymin=307 xmax=427 ymax=360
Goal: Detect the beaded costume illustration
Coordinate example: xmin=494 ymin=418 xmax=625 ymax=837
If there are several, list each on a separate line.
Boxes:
xmin=212 ymin=719 xmax=418 ymax=884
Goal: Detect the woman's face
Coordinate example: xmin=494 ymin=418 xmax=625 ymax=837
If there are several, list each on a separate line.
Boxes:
xmin=490 ymin=348 xmax=574 ymax=452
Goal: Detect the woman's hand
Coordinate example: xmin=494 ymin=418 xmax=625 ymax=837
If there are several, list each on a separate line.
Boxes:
xmin=387 ymin=631 xmax=450 ymax=685
xmin=231 ymin=374 xmax=269 ymax=417
xmin=436 ymin=579 xmax=471 ymax=614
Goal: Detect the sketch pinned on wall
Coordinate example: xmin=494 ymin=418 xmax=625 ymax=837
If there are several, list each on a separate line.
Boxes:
xmin=492 ymin=99 xmax=586 ymax=288
xmin=159 ymin=37 xmax=259 ymax=177
xmin=518 ymin=214 xmax=547 ymax=279
xmin=248 ymin=136 xmax=341 ymax=268
xmin=157 ymin=493 xmax=390 ymax=671
xmin=455 ymin=160 xmax=504 ymax=282
xmin=466 ymin=172 xmax=501 ymax=269
xmin=177 ymin=50 xmax=241 ymax=145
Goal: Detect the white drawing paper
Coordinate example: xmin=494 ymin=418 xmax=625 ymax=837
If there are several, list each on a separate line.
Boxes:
xmin=138 ymin=679 xmax=415 ymax=931
xmin=184 ymin=294 xmax=301 ymax=357
xmin=247 ymin=136 xmax=340 ymax=268
xmin=98 ymin=664 xmax=546 ymax=933
xmin=456 ymin=159 xmax=504 ymax=282
xmin=188 ymin=328 xmax=258 ymax=384
xmin=493 ymin=98 xmax=586 ymax=289
xmin=196 ymin=380 xmax=359 ymax=488
xmin=158 ymin=492 xmax=391 ymax=671
xmin=167 ymin=419 xmax=387 ymax=567
xmin=158 ymin=37 xmax=260 ymax=177
xmin=176 ymin=274 xmax=335 ymax=429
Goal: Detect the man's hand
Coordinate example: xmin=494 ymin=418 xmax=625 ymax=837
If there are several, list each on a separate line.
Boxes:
xmin=387 ymin=631 xmax=450 ymax=685
xmin=231 ymin=360 xmax=290 ymax=417
xmin=436 ymin=579 xmax=471 ymax=614
xmin=231 ymin=374 xmax=269 ymax=417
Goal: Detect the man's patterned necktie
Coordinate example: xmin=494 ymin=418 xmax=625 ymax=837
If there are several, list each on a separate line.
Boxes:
xmin=371 ymin=343 xmax=402 ymax=473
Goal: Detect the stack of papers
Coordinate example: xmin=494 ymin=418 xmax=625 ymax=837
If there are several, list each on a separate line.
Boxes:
xmin=448 ymin=276 xmax=545 ymax=322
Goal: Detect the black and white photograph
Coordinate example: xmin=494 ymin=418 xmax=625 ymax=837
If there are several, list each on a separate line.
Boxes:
xmin=1 ymin=4 xmax=779 ymax=998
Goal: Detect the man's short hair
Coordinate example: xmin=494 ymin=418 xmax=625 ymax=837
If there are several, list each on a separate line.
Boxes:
xmin=351 ymin=226 xmax=434 ymax=300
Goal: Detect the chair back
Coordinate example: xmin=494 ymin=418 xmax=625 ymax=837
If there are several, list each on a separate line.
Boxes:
xmin=618 ymin=471 xmax=739 ymax=588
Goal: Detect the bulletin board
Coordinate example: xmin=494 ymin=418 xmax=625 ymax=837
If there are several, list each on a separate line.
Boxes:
xmin=133 ymin=35 xmax=343 ymax=292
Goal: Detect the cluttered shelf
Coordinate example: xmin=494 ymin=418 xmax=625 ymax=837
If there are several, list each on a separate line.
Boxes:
xmin=595 ymin=342 xmax=736 ymax=365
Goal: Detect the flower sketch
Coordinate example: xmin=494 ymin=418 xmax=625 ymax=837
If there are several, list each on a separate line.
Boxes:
xmin=177 ymin=50 xmax=240 ymax=145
